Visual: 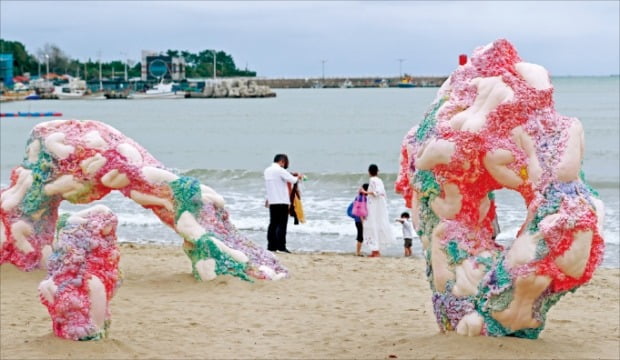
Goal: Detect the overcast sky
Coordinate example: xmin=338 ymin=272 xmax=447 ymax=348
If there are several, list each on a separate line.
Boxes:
xmin=1 ymin=1 xmax=618 ymax=78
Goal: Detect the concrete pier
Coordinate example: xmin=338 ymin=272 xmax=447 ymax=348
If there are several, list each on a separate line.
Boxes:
xmin=104 ymin=91 xmax=130 ymax=99
xmin=254 ymin=76 xmax=447 ymax=89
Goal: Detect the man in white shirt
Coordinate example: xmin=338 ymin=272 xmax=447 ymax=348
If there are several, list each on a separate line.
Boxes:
xmin=264 ymin=154 xmax=303 ymax=253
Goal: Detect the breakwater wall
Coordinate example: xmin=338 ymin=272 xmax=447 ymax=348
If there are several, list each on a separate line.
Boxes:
xmin=254 ymin=76 xmax=447 ymax=88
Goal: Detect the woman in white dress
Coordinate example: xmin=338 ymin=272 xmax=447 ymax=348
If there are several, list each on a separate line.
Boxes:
xmin=361 ymin=164 xmax=395 ymax=257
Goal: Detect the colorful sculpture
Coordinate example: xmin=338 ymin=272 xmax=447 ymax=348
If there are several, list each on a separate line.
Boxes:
xmin=1 ymin=119 xmax=288 ymax=281
xmin=38 ymin=205 xmax=121 ymax=340
xmin=395 ymin=39 xmax=605 ymax=338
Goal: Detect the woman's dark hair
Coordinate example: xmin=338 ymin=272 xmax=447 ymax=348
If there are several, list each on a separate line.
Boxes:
xmin=368 ymin=164 xmax=378 ymax=176
xmin=401 ymin=212 xmax=410 ymax=218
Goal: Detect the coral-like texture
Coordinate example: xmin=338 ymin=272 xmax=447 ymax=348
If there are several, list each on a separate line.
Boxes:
xmin=38 ymin=205 xmax=121 ymax=340
xmin=395 ymin=39 xmax=605 ymax=338
xmin=1 ymin=119 xmax=287 ymax=281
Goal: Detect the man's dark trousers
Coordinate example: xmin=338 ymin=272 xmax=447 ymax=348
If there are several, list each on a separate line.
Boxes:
xmin=267 ymin=204 xmax=289 ymax=251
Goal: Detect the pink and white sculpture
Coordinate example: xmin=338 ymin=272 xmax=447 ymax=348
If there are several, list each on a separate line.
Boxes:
xmin=1 ymin=119 xmax=287 ymax=282
xmin=38 ymin=205 xmax=121 ymax=340
xmin=395 ymin=39 xmax=605 ymax=338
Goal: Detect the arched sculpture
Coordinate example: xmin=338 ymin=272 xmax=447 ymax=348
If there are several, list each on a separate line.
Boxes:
xmin=1 ymin=119 xmax=287 ymax=281
xmin=395 ymin=39 xmax=605 ymax=338
xmin=39 ymin=205 xmax=121 ymax=340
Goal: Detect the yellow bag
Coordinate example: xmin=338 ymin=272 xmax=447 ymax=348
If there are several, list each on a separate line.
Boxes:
xmin=292 ymin=195 xmax=305 ymax=224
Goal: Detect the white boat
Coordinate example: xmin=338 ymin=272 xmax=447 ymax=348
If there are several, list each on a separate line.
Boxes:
xmin=128 ymin=81 xmax=185 ymax=99
xmin=311 ymin=81 xmax=324 ymax=89
xmin=55 ymin=90 xmax=105 ymax=100
xmin=340 ymin=79 xmax=353 ymax=88
xmin=54 ymin=78 xmax=105 ymax=100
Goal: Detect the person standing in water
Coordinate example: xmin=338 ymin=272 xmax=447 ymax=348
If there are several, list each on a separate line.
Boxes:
xmin=360 ymin=164 xmax=395 ymax=257
xmin=264 ymin=154 xmax=303 ymax=253
xmin=347 ymin=183 xmax=369 ymax=256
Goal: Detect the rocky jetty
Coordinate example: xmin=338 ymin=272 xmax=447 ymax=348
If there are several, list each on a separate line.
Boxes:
xmin=186 ymin=78 xmax=276 ymax=98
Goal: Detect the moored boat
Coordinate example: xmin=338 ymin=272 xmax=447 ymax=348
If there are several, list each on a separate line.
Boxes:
xmin=340 ymin=79 xmax=353 ymax=88
xmin=127 ymin=81 xmax=184 ymax=99
xmin=54 ymin=78 xmax=105 ymax=100
xmin=397 ymin=74 xmax=415 ymax=88
xmin=311 ymin=81 xmax=324 ymax=89
xmin=0 ymin=90 xmax=38 ymax=102
xmin=1 ymin=111 xmax=62 ymax=117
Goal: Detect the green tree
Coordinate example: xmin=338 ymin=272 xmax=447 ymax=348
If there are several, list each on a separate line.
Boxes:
xmin=36 ymin=43 xmax=71 ymax=75
xmin=129 ymin=62 xmax=141 ymax=78
xmin=1 ymin=37 xmax=258 ymax=80
xmin=0 ymin=38 xmax=31 ymax=75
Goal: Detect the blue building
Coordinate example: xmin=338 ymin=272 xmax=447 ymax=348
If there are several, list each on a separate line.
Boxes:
xmin=0 ymin=54 xmax=14 ymax=87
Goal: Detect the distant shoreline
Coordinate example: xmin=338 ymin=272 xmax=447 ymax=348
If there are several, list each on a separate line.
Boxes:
xmin=253 ymin=74 xmax=619 ymax=89
xmin=255 ymin=76 xmax=448 ymax=88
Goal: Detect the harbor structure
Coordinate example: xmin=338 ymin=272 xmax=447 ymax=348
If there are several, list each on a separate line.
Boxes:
xmin=253 ymin=76 xmax=447 ymax=88
xmin=0 ymin=54 xmax=14 ymax=87
xmin=140 ymin=50 xmax=186 ymax=81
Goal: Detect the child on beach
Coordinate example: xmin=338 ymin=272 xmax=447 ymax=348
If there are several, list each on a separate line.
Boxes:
xmin=347 ymin=183 xmax=368 ymax=256
xmin=395 ymin=212 xmax=415 ymax=257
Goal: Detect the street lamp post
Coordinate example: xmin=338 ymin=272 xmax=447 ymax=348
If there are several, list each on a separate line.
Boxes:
xmin=121 ymin=52 xmax=128 ymax=81
xmin=45 ymin=54 xmax=49 ymax=80
xmin=213 ymin=50 xmax=217 ymax=80
xmin=397 ymin=58 xmax=405 ymax=79
xmin=98 ymin=51 xmax=103 ymax=91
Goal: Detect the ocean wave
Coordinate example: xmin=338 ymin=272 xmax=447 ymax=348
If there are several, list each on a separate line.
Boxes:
xmin=180 ymin=169 xmax=620 ymax=188
xmin=182 ymin=168 xmax=396 ymax=184
xmin=2 ymin=170 xmax=618 ymax=191
xmin=586 ymin=180 xmax=620 ymax=189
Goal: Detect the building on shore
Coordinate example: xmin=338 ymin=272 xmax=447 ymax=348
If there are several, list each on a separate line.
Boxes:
xmin=0 ymin=54 xmax=14 ymax=87
xmin=140 ymin=50 xmax=186 ymax=82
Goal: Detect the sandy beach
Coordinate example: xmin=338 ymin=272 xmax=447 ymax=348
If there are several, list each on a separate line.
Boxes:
xmin=1 ymin=243 xmax=618 ymax=360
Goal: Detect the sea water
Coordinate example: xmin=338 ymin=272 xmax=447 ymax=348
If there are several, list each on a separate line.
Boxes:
xmin=1 ymin=76 xmax=618 ymax=267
